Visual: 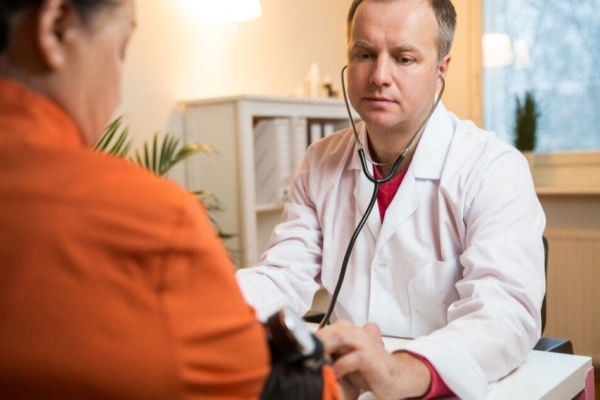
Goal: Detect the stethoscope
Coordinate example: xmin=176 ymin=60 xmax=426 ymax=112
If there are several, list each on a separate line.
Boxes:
xmin=318 ymin=65 xmax=446 ymax=328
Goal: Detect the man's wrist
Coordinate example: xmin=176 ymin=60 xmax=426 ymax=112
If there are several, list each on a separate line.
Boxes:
xmin=391 ymin=351 xmax=432 ymax=398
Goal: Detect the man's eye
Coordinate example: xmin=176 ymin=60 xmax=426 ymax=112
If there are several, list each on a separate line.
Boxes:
xmin=397 ymin=57 xmax=413 ymax=64
xmin=356 ymin=52 xmax=372 ymax=60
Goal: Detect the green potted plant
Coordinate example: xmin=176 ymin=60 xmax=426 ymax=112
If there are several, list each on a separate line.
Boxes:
xmin=94 ymin=117 xmax=236 ymax=252
xmin=514 ymin=91 xmax=540 ymax=170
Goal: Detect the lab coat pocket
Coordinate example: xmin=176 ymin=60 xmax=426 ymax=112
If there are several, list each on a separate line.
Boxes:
xmin=408 ymin=257 xmax=461 ymax=336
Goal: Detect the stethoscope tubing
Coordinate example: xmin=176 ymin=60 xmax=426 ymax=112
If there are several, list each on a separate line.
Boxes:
xmin=318 ymin=177 xmax=380 ymax=328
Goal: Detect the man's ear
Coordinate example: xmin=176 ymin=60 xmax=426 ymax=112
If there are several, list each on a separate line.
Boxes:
xmin=36 ymin=0 xmax=80 ymax=70
xmin=438 ymin=54 xmax=451 ymax=79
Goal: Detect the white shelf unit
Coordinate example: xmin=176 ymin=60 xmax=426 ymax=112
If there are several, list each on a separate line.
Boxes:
xmin=181 ymin=94 xmax=353 ymax=268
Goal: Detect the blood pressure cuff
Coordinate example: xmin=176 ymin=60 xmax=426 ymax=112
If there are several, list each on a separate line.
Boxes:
xmin=260 ymin=335 xmax=326 ymax=400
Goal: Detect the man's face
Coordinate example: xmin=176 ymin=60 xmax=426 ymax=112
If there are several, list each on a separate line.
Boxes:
xmin=347 ymin=0 xmax=449 ymax=135
xmin=64 ymin=0 xmax=136 ymax=145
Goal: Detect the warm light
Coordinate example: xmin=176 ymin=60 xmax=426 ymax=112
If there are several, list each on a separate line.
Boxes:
xmin=482 ymin=33 xmax=514 ymax=68
xmin=513 ymin=40 xmax=531 ymax=69
xmin=182 ymin=0 xmax=262 ymax=23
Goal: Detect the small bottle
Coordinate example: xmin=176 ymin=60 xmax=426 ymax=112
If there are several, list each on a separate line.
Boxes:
xmin=322 ymin=75 xmax=334 ymax=98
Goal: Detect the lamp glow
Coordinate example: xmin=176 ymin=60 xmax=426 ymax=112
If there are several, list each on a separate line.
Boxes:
xmin=183 ymin=0 xmax=262 ymax=23
xmin=513 ymin=40 xmax=530 ymax=69
xmin=482 ymin=33 xmax=514 ymax=68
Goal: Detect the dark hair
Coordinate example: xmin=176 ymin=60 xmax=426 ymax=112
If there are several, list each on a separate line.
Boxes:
xmin=346 ymin=0 xmax=457 ymax=62
xmin=0 ymin=0 xmax=116 ymax=53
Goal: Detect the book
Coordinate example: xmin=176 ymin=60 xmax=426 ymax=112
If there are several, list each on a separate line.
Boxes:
xmin=309 ymin=122 xmax=323 ymax=144
xmin=290 ymin=117 xmax=308 ymax=175
xmin=254 ymin=118 xmax=292 ymax=205
xmin=323 ymin=122 xmax=336 ymax=137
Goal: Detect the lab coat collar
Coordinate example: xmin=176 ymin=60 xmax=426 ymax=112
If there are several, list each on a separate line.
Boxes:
xmin=348 ymin=122 xmax=371 ymax=171
xmin=410 ymin=101 xmax=454 ymax=179
xmin=350 ymin=124 xmax=381 ymax=242
xmin=348 ymin=101 xmax=454 ymax=180
xmin=349 ymin=101 xmax=453 ymax=244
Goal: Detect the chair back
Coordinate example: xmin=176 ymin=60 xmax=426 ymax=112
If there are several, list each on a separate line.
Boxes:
xmin=541 ymin=236 xmax=548 ymax=334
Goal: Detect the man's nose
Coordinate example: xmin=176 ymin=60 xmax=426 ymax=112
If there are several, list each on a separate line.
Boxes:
xmin=369 ymin=56 xmax=392 ymax=87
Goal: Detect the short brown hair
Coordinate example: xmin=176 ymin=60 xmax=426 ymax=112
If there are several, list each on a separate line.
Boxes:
xmin=346 ymin=0 xmax=457 ymax=62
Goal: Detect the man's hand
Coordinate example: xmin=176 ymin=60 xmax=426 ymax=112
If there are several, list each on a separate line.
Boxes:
xmin=316 ymin=321 xmax=431 ymax=400
xmin=338 ymin=375 xmax=361 ymax=400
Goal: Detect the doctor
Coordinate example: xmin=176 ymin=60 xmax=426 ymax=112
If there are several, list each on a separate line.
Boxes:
xmin=236 ymin=0 xmax=546 ymax=399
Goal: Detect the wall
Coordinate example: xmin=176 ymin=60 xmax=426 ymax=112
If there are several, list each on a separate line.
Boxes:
xmin=117 ymin=0 xmax=481 ymax=153
xmin=444 ymin=0 xmax=483 ymax=126
xmin=118 ymin=0 xmax=348 ymax=149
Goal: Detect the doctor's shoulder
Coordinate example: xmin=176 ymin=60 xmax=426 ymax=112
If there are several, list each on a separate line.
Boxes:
xmin=447 ymin=113 xmax=521 ymax=155
xmin=440 ymin=115 xmax=530 ymax=186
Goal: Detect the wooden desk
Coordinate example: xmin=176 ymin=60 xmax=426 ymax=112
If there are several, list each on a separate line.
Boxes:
xmin=356 ymin=336 xmax=593 ymax=400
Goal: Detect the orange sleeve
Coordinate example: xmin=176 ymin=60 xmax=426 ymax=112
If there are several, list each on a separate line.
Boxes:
xmin=322 ymin=366 xmax=341 ymax=400
xmin=160 ymin=194 xmax=271 ymax=399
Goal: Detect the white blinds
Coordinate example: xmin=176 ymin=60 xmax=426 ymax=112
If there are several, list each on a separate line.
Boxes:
xmin=482 ymin=0 xmax=600 ymax=153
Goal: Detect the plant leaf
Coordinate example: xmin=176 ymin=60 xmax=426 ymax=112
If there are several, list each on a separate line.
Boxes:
xmin=94 ymin=117 xmax=121 ymax=151
xmin=158 ymin=134 xmax=170 ymax=175
xmin=94 ymin=116 xmax=132 ymax=157
xmin=143 ymin=140 xmax=151 ymax=170
xmin=167 ymin=143 xmax=214 ymax=174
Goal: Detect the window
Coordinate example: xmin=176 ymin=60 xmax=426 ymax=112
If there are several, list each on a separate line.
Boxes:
xmin=483 ymin=0 xmax=600 ymax=152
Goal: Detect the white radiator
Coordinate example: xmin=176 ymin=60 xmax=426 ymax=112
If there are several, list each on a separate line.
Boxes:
xmin=544 ymin=229 xmax=600 ymax=365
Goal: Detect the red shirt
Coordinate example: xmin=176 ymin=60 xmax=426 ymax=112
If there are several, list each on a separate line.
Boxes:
xmin=374 ymin=166 xmax=453 ymax=399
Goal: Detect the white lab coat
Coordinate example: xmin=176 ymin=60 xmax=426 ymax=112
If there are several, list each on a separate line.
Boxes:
xmin=236 ymin=102 xmax=546 ymax=400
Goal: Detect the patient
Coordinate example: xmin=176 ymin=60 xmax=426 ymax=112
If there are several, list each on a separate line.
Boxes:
xmin=0 ymin=1 xmax=339 ymax=399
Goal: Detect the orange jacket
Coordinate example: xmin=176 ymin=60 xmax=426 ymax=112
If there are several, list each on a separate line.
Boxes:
xmin=0 ymin=77 xmax=275 ymax=399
